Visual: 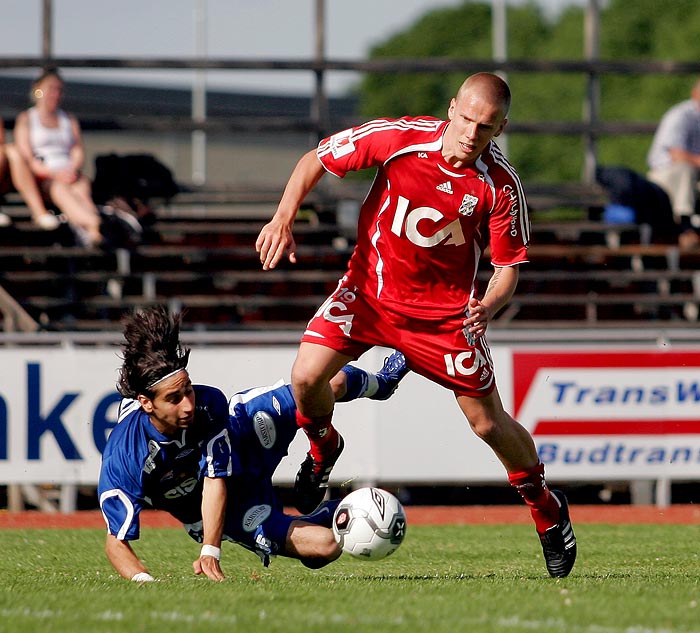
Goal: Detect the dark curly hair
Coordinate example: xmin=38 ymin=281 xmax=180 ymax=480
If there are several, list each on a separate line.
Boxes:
xmin=117 ymin=306 xmax=190 ymax=399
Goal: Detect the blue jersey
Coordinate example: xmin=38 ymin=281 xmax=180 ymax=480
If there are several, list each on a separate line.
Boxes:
xmin=98 ymin=385 xmax=232 ymax=540
xmin=98 ymin=380 xmax=334 ymax=561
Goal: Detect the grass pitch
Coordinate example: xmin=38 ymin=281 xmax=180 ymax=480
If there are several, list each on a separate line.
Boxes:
xmin=1 ymin=524 xmax=699 ymax=633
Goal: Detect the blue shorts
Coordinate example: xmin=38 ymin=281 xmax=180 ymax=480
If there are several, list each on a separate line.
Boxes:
xmin=185 ymin=382 xmax=338 ymax=563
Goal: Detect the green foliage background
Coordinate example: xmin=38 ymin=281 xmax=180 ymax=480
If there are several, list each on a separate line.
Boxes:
xmin=356 ymin=0 xmax=700 ymax=183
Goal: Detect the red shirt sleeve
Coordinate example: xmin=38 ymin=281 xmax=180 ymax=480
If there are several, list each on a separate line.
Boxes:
xmin=488 ymin=170 xmax=530 ymax=267
xmin=317 ymin=117 xmax=444 ymax=177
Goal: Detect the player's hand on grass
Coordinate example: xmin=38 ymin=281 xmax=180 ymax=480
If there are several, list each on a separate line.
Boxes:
xmin=193 ymin=555 xmax=225 ymax=582
xmin=256 ymin=219 xmax=297 ymax=270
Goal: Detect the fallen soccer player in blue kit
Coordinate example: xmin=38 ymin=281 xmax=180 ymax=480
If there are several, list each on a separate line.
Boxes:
xmin=98 ymin=306 xmax=409 ymax=582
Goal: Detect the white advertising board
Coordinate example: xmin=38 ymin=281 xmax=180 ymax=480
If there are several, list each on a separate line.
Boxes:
xmin=511 ymin=350 xmax=700 ymax=480
xmin=0 ymin=345 xmax=698 ymax=486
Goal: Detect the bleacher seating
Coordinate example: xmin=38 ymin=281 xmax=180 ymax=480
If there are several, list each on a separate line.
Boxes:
xmin=1 ymin=188 xmax=699 ymax=333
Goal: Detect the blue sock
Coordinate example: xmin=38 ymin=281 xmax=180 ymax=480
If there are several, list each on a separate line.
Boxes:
xmin=337 ymin=365 xmax=369 ymax=402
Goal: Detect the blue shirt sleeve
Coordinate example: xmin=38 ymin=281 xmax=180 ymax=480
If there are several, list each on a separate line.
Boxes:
xmin=194 ymin=385 xmax=242 ymax=479
xmin=199 ymin=426 xmax=238 ymax=478
xmin=98 ymin=416 xmax=147 ymax=541
xmin=98 ymin=449 xmax=145 ymax=540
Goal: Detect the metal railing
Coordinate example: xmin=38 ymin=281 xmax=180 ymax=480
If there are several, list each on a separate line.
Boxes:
xmin=8 ymin=0 xmax=700 ymax=180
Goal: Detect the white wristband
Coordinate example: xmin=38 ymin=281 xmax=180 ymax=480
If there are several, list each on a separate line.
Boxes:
xmin=131 ymin=572 xmax=155 ymax=582
xmin=200 ymin=544 xmax=221 ymax=560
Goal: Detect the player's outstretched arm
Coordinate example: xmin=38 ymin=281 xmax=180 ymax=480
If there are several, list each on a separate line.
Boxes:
xmin=192 ymin=476 xmax=227 ymax=582
xmin=256 ymin=150 xmax=326 ymax=270
xmin=105 ymin=534 xmax=154 ymax=582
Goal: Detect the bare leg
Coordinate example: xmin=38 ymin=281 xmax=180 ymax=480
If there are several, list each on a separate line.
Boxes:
xmin=285 ymin=520 xmax=341 ymax=568
xmin=290 ymin=343 xmax=354 ymax=513
xmin=457 ymin=388 xmax=565 ymax=541
xmin=329 ymin=369 xmax=348 ymax=400
xmin=48 ymin=178 xmax=102 ymax=246
xmin=291 ymin=342 xmax=354 ymax=418
xmin=456 ymin=389 xmax=539 ymax=472
xmin=3 ymin=145 xmax=55 ymax=224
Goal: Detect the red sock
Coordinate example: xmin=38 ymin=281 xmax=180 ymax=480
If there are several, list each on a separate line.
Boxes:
xmin=508 ymin=462 xmax=560 ymax=534
xmin=295 ymin=411 xmax=339 ymax=463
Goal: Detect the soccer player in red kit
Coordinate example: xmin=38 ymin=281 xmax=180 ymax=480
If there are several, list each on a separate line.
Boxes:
xmin=256 ymin=72 xmax=576 ymax=577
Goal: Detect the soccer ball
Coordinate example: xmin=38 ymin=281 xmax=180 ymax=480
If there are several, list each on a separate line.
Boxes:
xmin=332 ymin=487 xmax=407 ymax=560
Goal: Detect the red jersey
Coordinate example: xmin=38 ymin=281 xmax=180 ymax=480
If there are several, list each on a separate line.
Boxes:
xmin=317 ymin=117 xmax=530 ymax=320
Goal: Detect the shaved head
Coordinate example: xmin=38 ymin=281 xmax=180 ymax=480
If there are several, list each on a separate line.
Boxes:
xmin=443 ymin=72 xmax=511 ymax=167
xmin=456 ymin=72 xmax=511 ymax=116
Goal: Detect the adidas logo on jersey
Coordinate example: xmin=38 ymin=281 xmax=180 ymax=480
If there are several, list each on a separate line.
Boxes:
xmin=436 ymin=181 xmax=453 ymax=194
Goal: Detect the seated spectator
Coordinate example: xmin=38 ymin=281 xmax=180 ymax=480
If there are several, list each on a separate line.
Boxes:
xmin=647 ymin=79 xmax=700 ymax=249
xmin=0 ymin=116 xmax=60 ymax=230
xmin=14 ymin=67 xmax=141 ymax=248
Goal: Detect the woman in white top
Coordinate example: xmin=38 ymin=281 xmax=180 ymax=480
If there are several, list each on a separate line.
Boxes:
xmin=14 ymin=68 xmax=102 ymax=247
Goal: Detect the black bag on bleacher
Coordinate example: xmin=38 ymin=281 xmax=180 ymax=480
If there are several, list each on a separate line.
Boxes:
xmin=92 ymin=153 xmax=180 ymax=205
xmin=595 ymin=165 xmax=679 ymax=244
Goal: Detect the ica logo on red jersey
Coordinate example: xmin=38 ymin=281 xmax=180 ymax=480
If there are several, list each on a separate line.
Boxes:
xmin=391 ymin=196 xmax=465 ymax=247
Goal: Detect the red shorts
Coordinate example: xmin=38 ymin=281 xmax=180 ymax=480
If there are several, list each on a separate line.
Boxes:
xmin=301 ymin=278 xmax=496 ymax=397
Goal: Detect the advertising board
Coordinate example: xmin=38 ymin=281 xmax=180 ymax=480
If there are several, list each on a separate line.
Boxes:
xmin=513 ymin=350 xmax=700 ymax=479
xmin=0 ymin=345 xmax=698 ymax=491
